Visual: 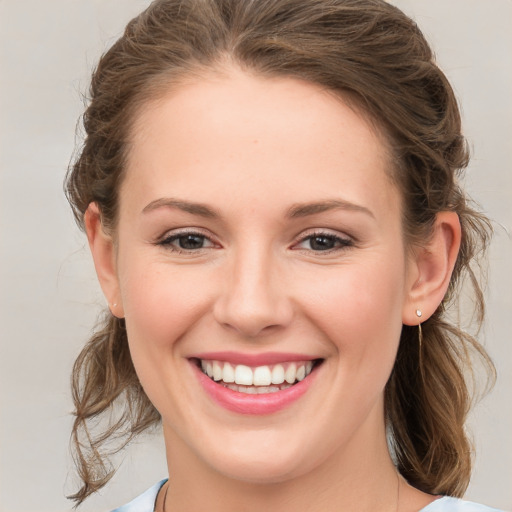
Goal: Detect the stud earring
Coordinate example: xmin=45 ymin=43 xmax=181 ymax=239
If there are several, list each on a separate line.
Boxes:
xmin=416 ymin=309 xmax=422 ymax=318
xmin=109 ymin=302 xmax=124 ymax=320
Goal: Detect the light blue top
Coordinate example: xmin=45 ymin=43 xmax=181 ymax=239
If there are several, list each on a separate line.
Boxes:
xmin=111 ymin=479 xmax=166 ymax=512
xmin=111 ymin=480 xmax=506 ymax=512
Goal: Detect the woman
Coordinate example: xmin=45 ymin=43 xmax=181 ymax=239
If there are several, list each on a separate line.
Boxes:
xmin=66 ymin=0 xmax=501 ymax=510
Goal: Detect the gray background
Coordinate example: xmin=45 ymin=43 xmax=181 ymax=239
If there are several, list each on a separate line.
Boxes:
xmin=0 ymin=1 xmax=510 ymax=511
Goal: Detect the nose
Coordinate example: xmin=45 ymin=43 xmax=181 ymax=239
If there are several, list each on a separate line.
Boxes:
xmin=213 ymin=245 xmax=293 ymax=338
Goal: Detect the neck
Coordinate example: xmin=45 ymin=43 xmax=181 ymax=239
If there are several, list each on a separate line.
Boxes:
xmin=161 ymin=421 xmax=399 ymax=512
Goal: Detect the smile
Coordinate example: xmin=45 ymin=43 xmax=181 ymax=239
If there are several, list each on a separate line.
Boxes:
xmin=191 ymin=355 xmax=322 ymax=414
xmin=199 ymin=360 xmax=316 ymax=394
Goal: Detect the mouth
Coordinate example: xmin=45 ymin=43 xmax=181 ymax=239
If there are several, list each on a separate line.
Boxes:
xmin=191 ymin=357 xmax=322 ymax=395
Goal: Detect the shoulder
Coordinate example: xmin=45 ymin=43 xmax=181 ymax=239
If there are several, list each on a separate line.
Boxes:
xmin=110 ymin=479 xmax=167 ymax=512
xmin=421 ymin=496 xmax=506 ymax=512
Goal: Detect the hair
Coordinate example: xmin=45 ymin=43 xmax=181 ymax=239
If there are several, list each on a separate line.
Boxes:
xmin=66 ymin=0 xmax=495 ymax=505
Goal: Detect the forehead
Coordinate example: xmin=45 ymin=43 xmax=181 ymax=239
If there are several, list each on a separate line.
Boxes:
xmin=122 ymin=69 xmax=399 ymax=220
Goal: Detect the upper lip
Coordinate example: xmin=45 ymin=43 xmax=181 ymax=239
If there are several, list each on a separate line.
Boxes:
xmin=190 ymin=351 xmax=321 ymax=367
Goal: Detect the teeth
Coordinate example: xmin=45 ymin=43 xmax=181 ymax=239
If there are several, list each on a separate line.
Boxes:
xmin=284 ymin=363 xmax=297 ymax=384
xmin=234 ymin=365 xmax=253 ymax=385
xmin=206 ymin=361 xmax=213 ymax=378
xmin=253 ymin=366 xmax=272 ymax=386
xmin=222 ymin=362 xmax=235 ymax=383
xmin=224 ymin=383 xmax=292 ymax=394
xmin=271 ymin=364 xmax=285 ymax=385
xmin=212 ymin=361 xmax=223 ymax=381
xmin=199 ymin=359 xmax=316 ymax=390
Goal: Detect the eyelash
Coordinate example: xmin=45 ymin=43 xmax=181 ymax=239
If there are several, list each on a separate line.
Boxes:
xmin=156 ymin=229 xmax=354 ymax=254
xmin=292 ymin=231 xmax=354 ymax=253
xmin=157 ymin=229 xmax=216 ymax=254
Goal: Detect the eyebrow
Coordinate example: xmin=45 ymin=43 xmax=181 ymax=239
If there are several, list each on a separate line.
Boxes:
xmin=286 ymin=199 xmax=374 ymax=219
xmin=142 ymin=198 xmax=219 ymax=218
xmin=142 ymin=197 xmax=374 ymax=220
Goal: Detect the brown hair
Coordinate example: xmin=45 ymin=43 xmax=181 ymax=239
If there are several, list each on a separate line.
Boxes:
xmin=66 ymin=0 xmax=495 ymax=504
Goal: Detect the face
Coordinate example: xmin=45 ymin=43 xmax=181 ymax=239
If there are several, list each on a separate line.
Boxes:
xmin=111 ymin=69 xmax=416 ymax=484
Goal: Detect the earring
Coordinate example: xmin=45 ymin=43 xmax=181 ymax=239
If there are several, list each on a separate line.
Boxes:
xmin=110 ymin=302 xmax=118 ymax=316
xmin=416 ymin=309 xmax=424 ymax=374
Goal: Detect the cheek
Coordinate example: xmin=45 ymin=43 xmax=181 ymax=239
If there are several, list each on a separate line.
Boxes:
xmin=117 ymin=255 xmax=217 ymax=412
xmin=307 ymin=257 xmax=405 ymax=319
xmin=118 ymin=254 xmax=212 ymax=356
xmin=297 ymin=254 xmax=406 ymax=358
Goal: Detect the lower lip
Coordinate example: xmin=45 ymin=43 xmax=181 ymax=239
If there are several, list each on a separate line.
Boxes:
xmin=192 ymin=362 xmax=317 ymax=415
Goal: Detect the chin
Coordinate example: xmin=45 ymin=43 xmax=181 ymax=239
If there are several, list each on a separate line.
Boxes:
xmin=190 ymin=427 xmax=328 ymax=486
xmin=207 ymin=454 xmax=308 ymax=485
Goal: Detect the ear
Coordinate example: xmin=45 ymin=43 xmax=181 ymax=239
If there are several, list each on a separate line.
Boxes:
xmin=402 ymin=211 xmax=461 ymax=326
xmin=84 ymin=203 xmax=124 ymax=318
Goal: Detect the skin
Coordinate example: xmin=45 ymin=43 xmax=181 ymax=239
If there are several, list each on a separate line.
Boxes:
xmin=86 ymin=68 xmax=461 ymax=512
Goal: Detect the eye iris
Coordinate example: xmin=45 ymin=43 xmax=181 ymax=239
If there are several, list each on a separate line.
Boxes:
xmin=310 ymin=235 xmax=335 ymax=251
xmin=178 ymin=234 xmax=204 ymax=250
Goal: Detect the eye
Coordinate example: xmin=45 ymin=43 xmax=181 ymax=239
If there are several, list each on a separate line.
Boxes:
xmin=158 ymin=231 xmax=216 ymax=252
xmin=294 ymin=232 xmax=353 ymax=252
